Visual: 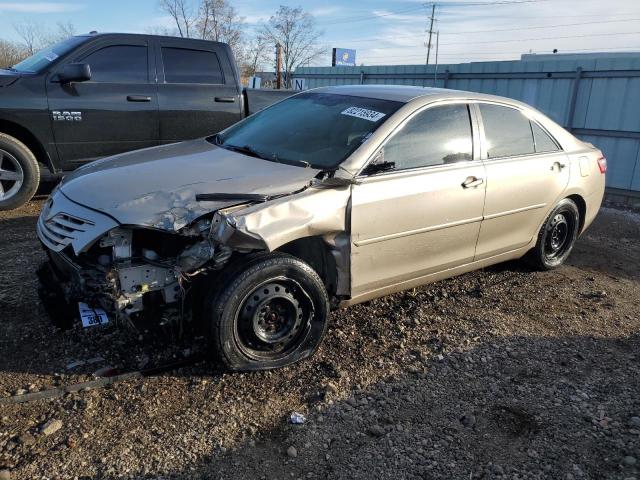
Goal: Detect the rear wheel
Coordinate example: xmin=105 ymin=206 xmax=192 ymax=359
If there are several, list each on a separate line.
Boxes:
xmin=0 ymin=133 xmax=40 ymax=210
xmin=527 ymin=198 xmax=580 ymax=270
xmin=206 ymin=253 xmax=330 ymax=371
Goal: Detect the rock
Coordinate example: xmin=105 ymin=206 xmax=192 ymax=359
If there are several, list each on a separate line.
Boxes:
xmin=17 ymin=433 xmax=36 ymax=446
xmin=368 ymin=425 xmax=385 ymax=437
xmin=14 ymin=389 xmax=26 ymax=396
xmin=0 ymin=470 xmax=10 ymax=480
xmin=66 ymin=437 xmax=78 ymax=449
xmin=629 ymin=417 xmax=640 ymax=428
xmin=622 ymin=456 xmax=637 ymax=466
xmin=41 ymin=419 xmax=63 ymax=436
xmin=460 ymin=414 xmax=476 ymax=428
xmin=325 ymin=382 xmax=339 ymax=395
xmin=287 ymin=446 xmax=297 ymax=458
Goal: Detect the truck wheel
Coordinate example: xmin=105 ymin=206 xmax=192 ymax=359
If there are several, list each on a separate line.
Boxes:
xmin=0 ymin=133 xmax=40 ymax=210
xmin=206 ymin=253 xmax=330 ymax=371
xmin=526 ymin=198 xmax=580 ymax=270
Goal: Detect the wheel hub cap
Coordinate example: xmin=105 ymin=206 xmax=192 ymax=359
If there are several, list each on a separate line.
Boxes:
xmin=0 ymin=149 xmax=25 ymax=201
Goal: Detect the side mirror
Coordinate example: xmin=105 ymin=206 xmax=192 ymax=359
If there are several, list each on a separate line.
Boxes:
xmin=362 ymin=150 xmax=395 ymax=176
xmin=57 ymin=63 xmax=91 ymax=83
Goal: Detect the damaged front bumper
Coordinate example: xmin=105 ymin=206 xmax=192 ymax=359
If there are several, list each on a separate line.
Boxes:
xmin=36 ymin=189 xmax=231 ymax=328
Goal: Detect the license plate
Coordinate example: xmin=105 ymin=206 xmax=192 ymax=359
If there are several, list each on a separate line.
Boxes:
xmin=78 ymin=302 xmax=109 ymax=328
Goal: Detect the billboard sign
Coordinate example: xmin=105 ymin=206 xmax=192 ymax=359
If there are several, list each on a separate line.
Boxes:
xmin=332 ymin=48 xmax=356 ymax=67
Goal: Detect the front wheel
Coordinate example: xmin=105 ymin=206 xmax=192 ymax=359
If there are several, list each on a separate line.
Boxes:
xmin=0 ymin=133 xmax=40 ymax=211
xmin=206 ymin=253 xmax=330 ymax=371
xmin=527 ymin=198 xmax=580 ymax=270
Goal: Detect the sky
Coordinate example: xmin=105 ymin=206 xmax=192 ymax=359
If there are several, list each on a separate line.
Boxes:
xmin=0 ymin=0 xmax=639 ymax=67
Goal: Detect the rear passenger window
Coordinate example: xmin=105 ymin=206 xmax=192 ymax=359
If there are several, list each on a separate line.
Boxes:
xmin=82 ymin=45 xmax=148 ymax=83
xmin=479 ymin=104 xmax=534 ymax=158
xmin=531 ymin=121 xmax=560 ymax=152
xmin=162 ymin=47 xmax=224 ymax=84
xmin=382 ymin=104 xmax=473 ymax=171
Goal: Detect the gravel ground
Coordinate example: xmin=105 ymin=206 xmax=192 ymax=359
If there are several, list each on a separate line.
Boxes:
xmin=0 ymin=197 xmax=638 ymax=480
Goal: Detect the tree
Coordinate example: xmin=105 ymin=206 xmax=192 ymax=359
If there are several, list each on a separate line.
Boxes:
xmin=14 ymin=21 xmax=44 ymax=56
xmin=159 ymin=0 xmax=196 ymax=38
xmin=242 ymin=34 xmax=270 ymax=78
xmin=260 ymin=6 xmax=324 ymax=88
xmin=43 ymin=22 xmax=77 ymax=45
xmin=0 ymin=39 xmax=27 ymax=69
xmin=196 ymin=0 xmax=245 ymax=62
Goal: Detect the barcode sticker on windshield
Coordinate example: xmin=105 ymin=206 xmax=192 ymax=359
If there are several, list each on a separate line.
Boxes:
xmin=341 ymin=107 xmax=386 ymax=122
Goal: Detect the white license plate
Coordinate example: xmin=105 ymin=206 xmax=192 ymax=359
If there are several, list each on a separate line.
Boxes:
xmin=78 ymin=302 xmax=109 ymax=328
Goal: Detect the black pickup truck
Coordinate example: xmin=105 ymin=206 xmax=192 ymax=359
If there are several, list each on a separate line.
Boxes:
xmin=0 ymin=32 xmax=292 ymax=210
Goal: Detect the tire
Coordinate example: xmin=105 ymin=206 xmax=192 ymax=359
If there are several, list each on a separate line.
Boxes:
xmin=205 ymin=253 xmax=330 ymax=371
xmin=526 ymin=198 xmax=580 ymax=270
xmin=0 ymin=133 xmax=40 ymax=210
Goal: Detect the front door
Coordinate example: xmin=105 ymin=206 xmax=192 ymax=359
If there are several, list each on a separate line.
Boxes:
xmin=47 ymin=37 xmax=158 ymax=169
xmin=156 ymin=39 xmax=243 ymax=143
xmin=474 ymin=103 xmax=570 ymax=260
xmin=350 ymin=103 xmax=486 ymax=298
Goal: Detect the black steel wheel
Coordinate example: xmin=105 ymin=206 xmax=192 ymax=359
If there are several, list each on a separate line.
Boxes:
xmin=527 ymin=198 xmax=580 ymax=270
xmin=206 ymin=253 xmax=329 ymax=371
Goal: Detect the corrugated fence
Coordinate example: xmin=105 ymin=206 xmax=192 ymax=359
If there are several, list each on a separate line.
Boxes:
xmin=294 ymin=56 xmax=640 ymax=197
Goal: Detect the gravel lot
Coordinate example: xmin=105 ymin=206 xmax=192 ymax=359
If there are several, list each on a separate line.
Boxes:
xmin=0 ymin=197 xmax=638 ymax=480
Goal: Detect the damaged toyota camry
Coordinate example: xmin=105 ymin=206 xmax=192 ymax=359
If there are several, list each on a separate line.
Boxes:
xmin=37 ymin=85 xmax=605 ymax=371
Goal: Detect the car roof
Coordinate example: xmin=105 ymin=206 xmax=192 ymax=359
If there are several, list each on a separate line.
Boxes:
xmin=312 ymin=84 xmax=525 ymax=106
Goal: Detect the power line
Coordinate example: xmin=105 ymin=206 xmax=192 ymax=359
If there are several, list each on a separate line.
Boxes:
xmin=314 ymin=0 xmax=550 ymax=26
xmin=362 ymin=30 xmax=640 ymax=50
xmin=359 ymin=45 xmax=640 ymax=61
xmin=336 ymin=17 xmax=640 ymax=44
xmin=440 ymin=30 xmax=640 ymax=46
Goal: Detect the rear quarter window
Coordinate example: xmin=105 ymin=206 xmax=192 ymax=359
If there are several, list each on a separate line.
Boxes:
xmin=162 ymin=47 xmax=224 ymax=84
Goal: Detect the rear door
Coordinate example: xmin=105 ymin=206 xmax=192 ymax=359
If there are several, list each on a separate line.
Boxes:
xmin=156 ymin=39 xmax=242 ymax=143
xmin=474 ymin=102 xmax=570 ymax=260
xmin=47 ymin=37 xmax=158 ymax=168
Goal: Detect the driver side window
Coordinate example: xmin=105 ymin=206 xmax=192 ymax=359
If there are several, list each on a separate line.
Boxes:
xmin=383 ymin=103 xmax=473 ymax=171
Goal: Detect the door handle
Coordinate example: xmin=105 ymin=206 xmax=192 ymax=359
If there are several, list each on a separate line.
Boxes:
xmin=127 ymin=95 xmax=151 ymax=102
xmin=461 ymin=176 xmax=484 ymax=188
xmin=214 ymin=96 xmax=236 ymax=103
xmin=550 ymin=161 xmax=567 ymax=171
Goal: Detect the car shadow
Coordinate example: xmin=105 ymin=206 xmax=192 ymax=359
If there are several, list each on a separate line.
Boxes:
xmin=88 ymin=333 xmax=639 ymax=480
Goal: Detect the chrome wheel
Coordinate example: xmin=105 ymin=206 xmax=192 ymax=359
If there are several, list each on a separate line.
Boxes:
xmin=0 ymin=149 xmax=24 ymax=201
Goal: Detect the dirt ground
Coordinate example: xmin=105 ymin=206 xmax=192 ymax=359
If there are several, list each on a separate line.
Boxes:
xmin=0 ymin=196 xmax=638 ymax=480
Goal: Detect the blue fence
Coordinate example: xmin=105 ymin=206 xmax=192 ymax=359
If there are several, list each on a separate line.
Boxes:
xmin=294 ymin=56 xmax=640 ymax=195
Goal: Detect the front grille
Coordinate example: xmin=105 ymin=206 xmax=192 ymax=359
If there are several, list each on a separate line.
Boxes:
xmin=38 ymin=212 xmax=95 ymax=251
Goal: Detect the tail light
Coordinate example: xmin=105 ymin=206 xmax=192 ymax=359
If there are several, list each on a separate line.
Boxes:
xmin=597 ymin=156 xmax=607 ymax=174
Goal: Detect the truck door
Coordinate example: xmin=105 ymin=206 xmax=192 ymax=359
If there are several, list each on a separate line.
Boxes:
xmin=46 ymin=37 xmax=158 ymax=169
xmin=156 ymin=39 xmax=243 ymax=143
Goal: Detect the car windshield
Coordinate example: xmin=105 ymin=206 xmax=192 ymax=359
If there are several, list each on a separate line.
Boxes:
xmin=212 ymin=92 xmax=403 ymax=170
xmin=10 ymin=36 xmax=88 ymax=73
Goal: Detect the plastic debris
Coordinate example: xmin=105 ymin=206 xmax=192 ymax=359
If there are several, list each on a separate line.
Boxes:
xmin=289 ymin=412 xmax=306 ymax=424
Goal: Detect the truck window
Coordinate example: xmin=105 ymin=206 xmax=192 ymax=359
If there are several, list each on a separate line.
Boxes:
xmin=161 ymin=47 xmax=224 ymax=84
xmin=81 ymin=45 xmax=148 ymax=83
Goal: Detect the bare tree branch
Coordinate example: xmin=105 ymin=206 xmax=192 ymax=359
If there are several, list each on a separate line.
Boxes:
xmin=260 ymin=6 xmax=324 ymax=88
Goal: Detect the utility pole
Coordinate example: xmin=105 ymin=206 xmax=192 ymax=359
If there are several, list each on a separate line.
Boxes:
xmin=276 ymin=43 xmax=282 ymax=89
xmin=425 ymin=3 xmax=436 ymax=65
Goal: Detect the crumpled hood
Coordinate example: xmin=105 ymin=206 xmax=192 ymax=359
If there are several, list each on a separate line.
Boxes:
xmin=0 ymin=69 xmax=20 ymax=87
xmin=60 ymin=138 xmax=321 ymax=231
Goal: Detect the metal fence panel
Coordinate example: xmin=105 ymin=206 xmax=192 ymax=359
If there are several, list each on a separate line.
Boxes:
xmin=294 ymin=56 xmax=640 ymax=192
